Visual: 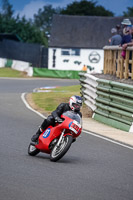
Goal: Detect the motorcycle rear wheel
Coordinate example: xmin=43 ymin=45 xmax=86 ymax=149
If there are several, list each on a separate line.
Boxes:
xmin=50 ymin=135 xmax=73 ymax=162
xmin=28 ymin=143 xmax=40 ymax=156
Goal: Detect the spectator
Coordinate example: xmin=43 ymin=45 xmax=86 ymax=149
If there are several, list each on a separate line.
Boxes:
xmin=130 ymin=26 xmax=133 ymax=40
xmin=121 ymin=26 xmax=132 ymax=59
xmin=109 ymin=28 xmax=122 ymax=45
xmin=121 ymin=18 xmax=132 ymax=28
xmin=121 ymin=18 xmax=132 ymax=36
xmin=120 ymin=19 xmax=132 ymax=72
xmin=121 ymin=27 xmax=132 ymax=45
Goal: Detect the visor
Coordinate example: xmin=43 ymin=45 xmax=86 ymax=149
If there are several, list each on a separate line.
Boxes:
xmin=72 ymin=103 xmax=81 ymax=109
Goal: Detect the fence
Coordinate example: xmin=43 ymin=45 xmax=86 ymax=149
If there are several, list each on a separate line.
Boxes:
xmin=0 ymin=39 xmax=48 ymax=68
xmin=79 ymin=72 xmax=133 ymax=132
xmin=104 ymin=46 xmax=133 ymax=79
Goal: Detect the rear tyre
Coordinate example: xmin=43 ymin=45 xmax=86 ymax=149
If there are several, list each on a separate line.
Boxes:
xmin=50 ymin=135 xmax=73 ymax=162
xmin=28 ymin=143 xmax=40 ymax=156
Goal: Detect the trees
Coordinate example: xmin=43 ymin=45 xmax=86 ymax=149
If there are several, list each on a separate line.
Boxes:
xmin=0 ymin=0 xmax=48 ymax=46
xmin=123 ymin=7 xmax=133 ymax=17
xmin=33 ymin=5 xmax=61 ymax=38
xmin=13 ymin=16 xmax=48 ymax=46
xmin=0 ymin=0 xmax=16 ymax=35
xmin=60 ymin=0 xmax=114 ymax=16
xmin=1 ymin=0 xmax=14 ymax=19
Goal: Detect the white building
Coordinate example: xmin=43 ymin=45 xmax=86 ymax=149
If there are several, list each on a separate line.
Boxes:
xmin=48 ymin=15 xmax=130 ymax=73
xmin=48 ymin=47 xmax=103 ymax=73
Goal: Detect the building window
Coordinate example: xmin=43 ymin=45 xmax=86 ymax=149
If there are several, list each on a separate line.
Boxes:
xmin=61 ymin=48 xmax=80 ymax=56
xmin=71 ymin=49 xmax=80 ymax=56
xmin=61 ymin=49 xmax=70 ymax=55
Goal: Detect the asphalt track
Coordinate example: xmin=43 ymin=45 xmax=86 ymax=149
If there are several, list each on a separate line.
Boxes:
xmin=0 ymin=78 xmax=133 ymax=200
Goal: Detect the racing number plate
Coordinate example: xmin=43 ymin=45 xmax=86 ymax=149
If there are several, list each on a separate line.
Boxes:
xmin=69 ymin=120 xmax=81 ymax=134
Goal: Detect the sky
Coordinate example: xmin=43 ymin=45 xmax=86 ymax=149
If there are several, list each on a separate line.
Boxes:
xmin=0 ymin=0 xmax=133 ymax=19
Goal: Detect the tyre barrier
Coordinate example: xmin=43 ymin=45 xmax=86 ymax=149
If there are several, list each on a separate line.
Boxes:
xmin=79 ymin=72 xmax=133 ymax=132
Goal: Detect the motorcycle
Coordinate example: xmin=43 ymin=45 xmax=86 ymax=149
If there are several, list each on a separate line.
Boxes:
xmin=28 ymin=110 xmax=82 ymax=162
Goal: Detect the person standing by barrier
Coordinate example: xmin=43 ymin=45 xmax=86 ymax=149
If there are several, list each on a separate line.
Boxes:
xmin=109 ymin=28 xmax=122 ymax=45
xmin=121 ymin=27 xmax=132 ymax=59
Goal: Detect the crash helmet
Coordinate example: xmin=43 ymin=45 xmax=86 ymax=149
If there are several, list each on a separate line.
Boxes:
xmin=69 ymin=95 xmax=82 ymax=111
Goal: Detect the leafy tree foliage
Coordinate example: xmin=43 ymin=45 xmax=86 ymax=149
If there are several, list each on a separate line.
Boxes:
xmin=1 ymin=0 xmax=14 ymax=18
xmin=14 ymin=16 xmax=48 ymax=45
xmin=123 ymin=7 xmax=133 ymax=17
xmin=60 ymin=0 xmax=114 ymax=16
xmin=33 ymin=5 xmax=61 ymax=37
xmin=0 ymin=0 xmax=48 ymax=46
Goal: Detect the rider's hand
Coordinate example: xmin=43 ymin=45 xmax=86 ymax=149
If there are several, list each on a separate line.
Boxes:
xmin=55 ymin=116 xmax=63 ymax=123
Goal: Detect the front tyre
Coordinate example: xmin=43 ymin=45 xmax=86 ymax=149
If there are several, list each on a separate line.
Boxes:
xmin=50 ymin=135 xmax=73 ymax=162
xmin=28 ymin=143 xmax=40 ymax=156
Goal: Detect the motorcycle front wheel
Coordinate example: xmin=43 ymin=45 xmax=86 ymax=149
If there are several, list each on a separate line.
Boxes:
xmin=50 ymin=135 xmax=73 ymax=162
xmin=28 ymin=143 xmax=40 ymax=156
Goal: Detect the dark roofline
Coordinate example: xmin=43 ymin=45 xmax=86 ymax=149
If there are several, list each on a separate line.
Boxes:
xmin=53 ymin=14 xmax=126 ymax=20
xmin=49 ymin=45 xmax=102 ymax=49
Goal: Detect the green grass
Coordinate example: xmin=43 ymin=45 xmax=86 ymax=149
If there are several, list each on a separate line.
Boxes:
xmin=0 ymin=68 xmax=26 ymax=77
xmin=32 ymin=85 xmax=81 ymax=113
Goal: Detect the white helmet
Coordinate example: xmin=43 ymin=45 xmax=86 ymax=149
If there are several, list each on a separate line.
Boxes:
xmin=69 ymin=95 xmax=82 ymax=111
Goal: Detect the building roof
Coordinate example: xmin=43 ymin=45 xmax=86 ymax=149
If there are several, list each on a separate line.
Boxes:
xmin=49 ymin=15 xmax=133 ymax=49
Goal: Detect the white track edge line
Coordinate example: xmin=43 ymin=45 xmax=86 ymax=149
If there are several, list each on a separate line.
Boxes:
xmin=83 ymin=130 xmax=133 ymax=150
xmin=21 ymin=93 xmax=46 ymax=119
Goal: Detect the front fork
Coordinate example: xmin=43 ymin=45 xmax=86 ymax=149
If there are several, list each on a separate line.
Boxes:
xmin=56 ymin=129 xmax=65 ymax=147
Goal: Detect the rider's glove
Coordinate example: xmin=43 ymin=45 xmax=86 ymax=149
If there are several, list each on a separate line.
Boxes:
xmin=55 ymin=116 xmax=63 ymax=123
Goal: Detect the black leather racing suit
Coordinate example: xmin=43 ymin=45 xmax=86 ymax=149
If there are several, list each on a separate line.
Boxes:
xmin=40 ymin=103 xmax=82 ymax=131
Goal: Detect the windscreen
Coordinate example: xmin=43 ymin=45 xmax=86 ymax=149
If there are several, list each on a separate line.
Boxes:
xmin=62 ymin=111 xmax=81 ymax=124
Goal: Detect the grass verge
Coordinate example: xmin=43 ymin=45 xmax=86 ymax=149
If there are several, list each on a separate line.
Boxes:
xmin=32 ymin=85 xmax=80 ymax=113
xmin=0 ymin=68 xmax=26 ymax=77
xmin=29 ymin=85 xmax=92 ymax=117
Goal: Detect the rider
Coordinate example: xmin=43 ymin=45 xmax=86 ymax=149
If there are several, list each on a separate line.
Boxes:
xmin=31 ymin=95 xmax=83 ymax=142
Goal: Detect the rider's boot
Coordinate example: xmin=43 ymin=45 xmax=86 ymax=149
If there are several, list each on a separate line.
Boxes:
xmin=31 ymin=127 xmax=43 ymax=142
xmin=72 ymin=138 xmax=76 ymax=143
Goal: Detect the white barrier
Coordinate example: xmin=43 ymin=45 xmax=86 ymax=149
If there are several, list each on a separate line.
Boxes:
xmin=0 ymin=58 xmax=33 ymax=76
xmin=0 ymin=58 xmax=6 ymax=68
xmin=80 ymin=73 xmax=98 ymax=111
